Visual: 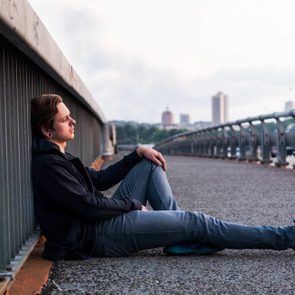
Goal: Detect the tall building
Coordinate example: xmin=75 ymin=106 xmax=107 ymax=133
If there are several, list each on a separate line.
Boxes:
xmin=161 ymin=107 xmax=174 ymax=127
xmin=211 ymin=91 xmax=229 ymax=125
xmin=285 ymin=100 xmax=295 ymax=112
xmin=180 ymin=113 xmax=190 ymax=125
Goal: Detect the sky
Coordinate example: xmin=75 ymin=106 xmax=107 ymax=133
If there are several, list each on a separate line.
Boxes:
xmin=28 ymin=0 xmax=295 ymax=124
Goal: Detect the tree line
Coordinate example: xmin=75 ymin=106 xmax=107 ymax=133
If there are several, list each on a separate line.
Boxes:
xmin=114 ymin=122 xmax=188 ymax=145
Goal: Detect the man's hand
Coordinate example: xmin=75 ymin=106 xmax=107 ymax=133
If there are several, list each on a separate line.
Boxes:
xmin=136 ymin=147 xmax=167 ymax=171
xmin=141 ymin=205 xmax=149 ymax=211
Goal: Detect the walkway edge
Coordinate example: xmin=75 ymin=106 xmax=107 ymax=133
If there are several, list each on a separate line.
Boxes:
xmin=6 ymin=240 xmax=52 ymax=295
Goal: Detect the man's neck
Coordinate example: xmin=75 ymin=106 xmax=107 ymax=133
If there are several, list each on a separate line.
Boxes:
xmin=49 ymin=140 xmax=66 ymax=153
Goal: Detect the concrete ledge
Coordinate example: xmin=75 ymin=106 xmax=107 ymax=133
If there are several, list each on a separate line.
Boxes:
xmin=0 ymin=278 xmax=10 ymax=295
xmin=0 ymin=0 xmax=106 ymax=123
xmin=6 ymin=240 xmax=52 ymax=295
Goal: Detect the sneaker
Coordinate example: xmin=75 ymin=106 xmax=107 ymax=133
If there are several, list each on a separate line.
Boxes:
xmin=163 ymin=241 xmax=224 ymax=256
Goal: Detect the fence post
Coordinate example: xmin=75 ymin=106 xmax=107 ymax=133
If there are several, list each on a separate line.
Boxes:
xmin=217 ymin=128 xmax=223 ymax=158
xmin=260 ymin=120 xmax=272 ymax=164
xmin=222 ymin=127 xmax=229 ymax=159
xmin=238 ymin=124 xmax=247 ymax=161
xmin=248 ymin=122 xmax=259 ymax=162
xmin=199 ymin=132 xmax=205 ymax=157
xmin=229 ymin=126 xmax=238 ymax=159
xmin=197 ymin=132 xmax=202 ymax=156
xmin=209 ymin=130 xmax=215 ymax=158
xmin=275 ymin=118 xmax=288 ymax=167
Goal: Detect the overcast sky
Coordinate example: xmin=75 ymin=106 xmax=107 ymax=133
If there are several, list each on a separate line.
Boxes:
xmin=28 ymin=0 xmax=295 ymax=123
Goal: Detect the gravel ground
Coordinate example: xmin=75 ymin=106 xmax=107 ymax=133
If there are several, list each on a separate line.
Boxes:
xmin=41 ymin=156 xmax=295 ymax=295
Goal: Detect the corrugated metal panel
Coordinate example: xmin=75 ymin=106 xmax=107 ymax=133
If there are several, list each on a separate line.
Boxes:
xmin=0 ymin=34 xmax=105 ymax=276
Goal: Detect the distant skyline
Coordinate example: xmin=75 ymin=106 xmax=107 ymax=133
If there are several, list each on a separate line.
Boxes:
xmin=28 ymin=0 xmax=295 ymax=123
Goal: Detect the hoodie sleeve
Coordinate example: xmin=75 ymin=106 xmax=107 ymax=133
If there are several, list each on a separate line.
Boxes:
xmin=33 ymin=158 xmax=142 ymax=222
xmin=86 ymin=151 xmax=142 ymax=191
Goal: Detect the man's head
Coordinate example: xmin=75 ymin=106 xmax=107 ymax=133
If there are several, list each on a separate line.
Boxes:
xmin=31 ymin=94 xmax=76 ymax=149
xmin=31 ymin=94 xmax=63 ymax=138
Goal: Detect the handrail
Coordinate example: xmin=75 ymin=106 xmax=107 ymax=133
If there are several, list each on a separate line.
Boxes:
xmin=0 ymin=0 xmax=110 ymax=285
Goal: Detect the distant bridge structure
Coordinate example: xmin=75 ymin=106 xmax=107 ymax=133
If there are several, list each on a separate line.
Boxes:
xmin=154 ymin=111 xmax=295 ymax=168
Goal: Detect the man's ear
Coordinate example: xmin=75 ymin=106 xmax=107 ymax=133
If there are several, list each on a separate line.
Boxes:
xmin=41 ymin=127 xmax=53 ymax=139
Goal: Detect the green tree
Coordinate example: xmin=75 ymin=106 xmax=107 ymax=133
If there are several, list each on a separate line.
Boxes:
xmin=114 ymin=122 xmax=188 ymax=145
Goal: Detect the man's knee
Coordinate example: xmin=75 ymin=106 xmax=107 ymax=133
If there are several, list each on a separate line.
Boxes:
xmin=141 ymin=158 xmax=158 ymax=171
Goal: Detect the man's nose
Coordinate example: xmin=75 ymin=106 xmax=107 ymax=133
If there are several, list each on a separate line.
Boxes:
xmin=70 ymin=116 xmax=76 ymax=125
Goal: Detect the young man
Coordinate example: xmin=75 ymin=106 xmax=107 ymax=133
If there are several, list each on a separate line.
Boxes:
xmin=31 ymin=94 xmax=295 ymax=261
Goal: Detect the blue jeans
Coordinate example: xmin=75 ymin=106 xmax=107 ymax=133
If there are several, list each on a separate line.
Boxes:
xmin=93 ymin=159 xmax=295 ymax=257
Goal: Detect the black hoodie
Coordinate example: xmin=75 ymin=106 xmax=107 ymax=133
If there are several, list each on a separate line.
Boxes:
xmin=32 ymin=138 xmax=142 ymax=261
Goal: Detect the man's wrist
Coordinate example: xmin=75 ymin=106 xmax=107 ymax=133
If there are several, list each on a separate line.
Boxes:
xmin=136 ymin=147 xmax=144 ymax=157
xmin=130 ymin=199 xmax=142 ymax=210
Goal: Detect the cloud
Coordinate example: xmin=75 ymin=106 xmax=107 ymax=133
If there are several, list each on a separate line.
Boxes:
xmin=28 ymin=0 xmax=295 ymax=123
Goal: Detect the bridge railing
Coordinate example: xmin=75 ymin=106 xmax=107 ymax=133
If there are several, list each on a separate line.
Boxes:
xmin=154 ymin=111 xmax=295 ymax=167
xmin=0 ymin=0 xmax=110 ymax=285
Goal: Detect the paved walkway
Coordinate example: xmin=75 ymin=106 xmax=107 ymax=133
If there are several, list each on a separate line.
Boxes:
xmin=41 ymin=156 xmax=295 ymax=294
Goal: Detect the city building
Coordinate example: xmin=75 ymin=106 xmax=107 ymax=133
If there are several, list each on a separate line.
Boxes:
xmin=285 ymin=100 xmax=295 ymax=112
xmin=180 ymin=113 xmax=190 ymax=125
xmin=193 ymin=121 xmax=212 ymax=130
xmin=161 ymin=107 xmax=174 ymax=127
xmin=211 ymin=91 xmax=229 ymax=125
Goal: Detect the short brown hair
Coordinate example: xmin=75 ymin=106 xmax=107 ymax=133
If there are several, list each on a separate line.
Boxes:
xmin=31 ymin=94 xmax=63 ymax=138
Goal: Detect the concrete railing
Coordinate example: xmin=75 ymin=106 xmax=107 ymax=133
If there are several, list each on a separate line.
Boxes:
xmin=154 ymin=111 xmax=295 ymax=167
xmin=0 ymin=0 xmax=111 ymax=285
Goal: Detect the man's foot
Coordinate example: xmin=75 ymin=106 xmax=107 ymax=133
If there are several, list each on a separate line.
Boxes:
xmin=163 ymin=241 xmax=224 ymax=256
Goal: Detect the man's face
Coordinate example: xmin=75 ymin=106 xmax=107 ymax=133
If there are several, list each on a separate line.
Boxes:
xmin=51 ymin=102 xmax=76 ymax=143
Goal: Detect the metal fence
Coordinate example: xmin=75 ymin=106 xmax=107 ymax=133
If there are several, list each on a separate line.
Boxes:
xmin=154 ymin=111 xmax=295 ymax=167
xmin=0 ymin=34 xmax=105 ymax=279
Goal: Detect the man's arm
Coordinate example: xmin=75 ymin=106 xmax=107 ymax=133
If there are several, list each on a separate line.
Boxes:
xmin=87 ymin=147 xmax=167 ymax=191
xmin=86 ymin=150 xmax=142 ymax=191
xmin=33 ymin=159 xmax=142 ymax=222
